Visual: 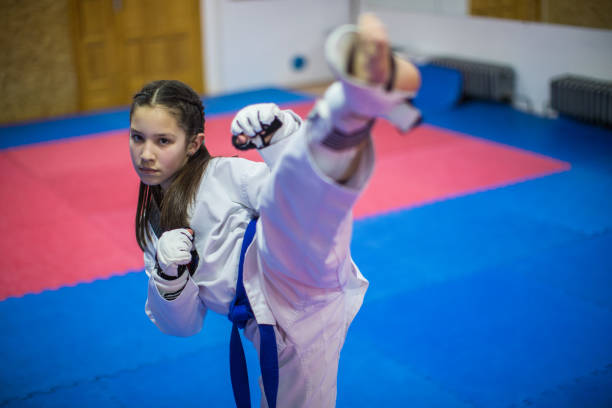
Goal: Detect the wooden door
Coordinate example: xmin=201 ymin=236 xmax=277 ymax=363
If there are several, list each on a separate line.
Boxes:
xmin=71 ymin=0 xmax=204 ymax=112
xmin=71 ymin=0 xmax=121 ymax=111
xmin=470 ymin=0 xmax=541 ymax=22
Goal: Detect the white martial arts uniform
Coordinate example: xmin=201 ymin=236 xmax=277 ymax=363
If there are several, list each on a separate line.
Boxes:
xmin=144 ymin=107 xmax=373 ymax=407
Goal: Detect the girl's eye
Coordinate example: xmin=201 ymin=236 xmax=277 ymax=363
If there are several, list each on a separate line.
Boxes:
xmin=159 ymin=138 xmax=172 ymax=145
xmin=131 ymin=133 xmax=143 ymax=142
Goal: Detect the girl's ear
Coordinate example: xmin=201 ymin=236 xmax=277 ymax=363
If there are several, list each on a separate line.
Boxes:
xmin=187 ymin=132 xmax=205 ymax=156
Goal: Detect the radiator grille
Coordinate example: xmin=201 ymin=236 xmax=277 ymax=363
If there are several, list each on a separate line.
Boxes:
xmin=428 ymin=57 xmax=515 ymax=103
xmin=551 ymin=75 xmax=612 ymax=127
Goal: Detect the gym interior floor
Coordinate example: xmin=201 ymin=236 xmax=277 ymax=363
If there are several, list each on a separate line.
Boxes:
xmin=0 ymin=68 xmax=611 ymax=407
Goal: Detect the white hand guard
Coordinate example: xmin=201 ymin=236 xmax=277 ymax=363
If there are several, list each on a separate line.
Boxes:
xmin=231 ymin=103 xmax=301 ymax=150
xmin=156 ymin=228 xmax=194 ymax=278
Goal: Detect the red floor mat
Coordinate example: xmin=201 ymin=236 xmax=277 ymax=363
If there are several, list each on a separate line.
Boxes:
xmin=355 ymin=119 xmax=570 ymax=218
xmin=0 ymin=103 xmax=569 ymax=300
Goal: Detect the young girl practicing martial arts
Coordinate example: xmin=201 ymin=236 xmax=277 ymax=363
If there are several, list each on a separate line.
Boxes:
xmin=131 ymin=14 xmax=421 ymax=408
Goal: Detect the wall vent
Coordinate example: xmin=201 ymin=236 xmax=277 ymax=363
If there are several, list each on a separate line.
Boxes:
xmin=428 ymin=57 xmax=515 ymax=103
xmin=550 ymin=75 xmax=612 ymax=127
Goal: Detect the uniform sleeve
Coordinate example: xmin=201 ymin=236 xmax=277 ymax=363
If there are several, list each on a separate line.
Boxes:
xmin=143 ymin=242 xmax=208 ymax=337
xmin=255 ymin=122 xmax=374 ymax=292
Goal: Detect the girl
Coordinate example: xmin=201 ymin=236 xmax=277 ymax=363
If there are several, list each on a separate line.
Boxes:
xmin=131 ymin=14 xmax=421 ymax=408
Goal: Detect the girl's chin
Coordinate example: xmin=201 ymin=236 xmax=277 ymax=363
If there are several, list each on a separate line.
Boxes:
xmin=140 ymin=176 xmax=172 ymax=191
xmin=138 ymin=174 xmax=163 ymax=186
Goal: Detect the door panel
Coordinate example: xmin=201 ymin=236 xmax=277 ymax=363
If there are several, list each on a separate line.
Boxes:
xmin=72 ymin=0 xmax=204 ymax=112
xmin=73 ymin=0 xmax=121 ymax=110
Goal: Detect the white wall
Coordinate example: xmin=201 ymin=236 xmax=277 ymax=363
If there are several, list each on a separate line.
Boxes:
xmin=201 ymin=0 xmax=351 ymax=94
xmin=359 ymin=1 xmax=612 ymax=114
xmin=200 ymin=0 xmax=612 ymax=115
xmin=360 ymin=0 xmax=467 ymax=16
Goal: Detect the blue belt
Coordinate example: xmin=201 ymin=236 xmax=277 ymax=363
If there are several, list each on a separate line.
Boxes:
xmin=228 ymin=218 xmax=278 ymax=408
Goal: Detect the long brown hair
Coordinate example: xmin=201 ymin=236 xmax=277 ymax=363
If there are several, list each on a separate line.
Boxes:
xmin=131 ymin=80 xmax=213 ymax=251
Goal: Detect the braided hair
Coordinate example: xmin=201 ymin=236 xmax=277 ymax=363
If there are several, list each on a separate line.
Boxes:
xmin=131 ymin=80 xmax=213 ymax=251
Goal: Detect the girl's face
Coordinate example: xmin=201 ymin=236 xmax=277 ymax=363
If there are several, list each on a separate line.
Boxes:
xmin=129 ymin=105 xmax=197 ymax=191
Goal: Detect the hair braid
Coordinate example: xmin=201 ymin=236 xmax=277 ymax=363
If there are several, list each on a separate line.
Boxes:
xmin=130 ymin=80 xmax=213 ymax=250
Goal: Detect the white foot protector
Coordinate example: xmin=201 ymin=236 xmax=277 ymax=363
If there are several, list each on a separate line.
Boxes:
xmin=322 ymin=19 xmax=422 ymax=136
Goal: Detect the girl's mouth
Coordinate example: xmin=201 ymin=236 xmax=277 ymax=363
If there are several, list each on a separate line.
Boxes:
xmin=139 ymin=167 xmax=159 ymax=174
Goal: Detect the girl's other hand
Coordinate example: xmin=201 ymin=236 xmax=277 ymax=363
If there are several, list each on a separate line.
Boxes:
xmin=156 ymin=228 xmax=194 ymax=277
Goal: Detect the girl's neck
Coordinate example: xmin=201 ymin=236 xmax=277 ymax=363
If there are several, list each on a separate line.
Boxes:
xmin=160 ymin=175 xmax=176 ymax=192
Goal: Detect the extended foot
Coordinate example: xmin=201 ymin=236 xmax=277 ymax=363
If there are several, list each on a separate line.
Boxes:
xmin=315 ymin=13 xmax=422 ymax=138
xmin=350 ymin=13 xmax=420 ymax=93
xmin=350 ymin=14 xmax=392 ymax=86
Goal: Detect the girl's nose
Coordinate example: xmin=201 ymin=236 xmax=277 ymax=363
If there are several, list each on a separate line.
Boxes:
xmin=140 ymin=141 xmax=155 ymax=161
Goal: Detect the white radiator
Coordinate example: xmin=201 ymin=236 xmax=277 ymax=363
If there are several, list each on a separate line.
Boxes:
xmin=551 ymin=75 xmax=612 ymax=127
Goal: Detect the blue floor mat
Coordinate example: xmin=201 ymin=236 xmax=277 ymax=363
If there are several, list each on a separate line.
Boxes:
xmin=0 ymin=87 xmax=312 ymax=150
xmin=0 ymin=272 xmax=238 ymax=405
xmin=352 ymin=183 xmax=587 ymax=300
xmin=519 ymin=363 xmax=612 ymax=408
xmin=511 ymin=231 xmax=612 ymax=312
xmin=337 ymin=336 xmax=474 ymax=408
xmin=2 ymin=340 xmax=261 ymax=408
xmin=413 ymin=64 xmax=462 ymax=113
xmin=3 ymin=192 xmax=608 ymax=406
xmin=486 ymin=169 xmax=612 ymax=236
xmin=352 ymin=248 xmax=612 ymax=407
xmin=2 ymin=85 xmax=611 ymax=407
xmin=425 ymin=101 xmax=612 ymax=173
